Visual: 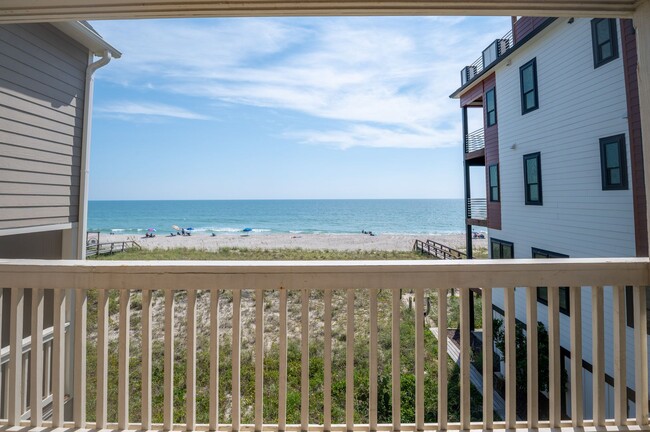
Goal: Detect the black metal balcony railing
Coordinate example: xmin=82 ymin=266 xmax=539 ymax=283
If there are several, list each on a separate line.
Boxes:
xmin=465 ymin=127 xmax=485 ymax=153
xmin=467 ymin=197 xmax=487 ymax=220
xmin=460 ymin=29 xmax=514 ymax=86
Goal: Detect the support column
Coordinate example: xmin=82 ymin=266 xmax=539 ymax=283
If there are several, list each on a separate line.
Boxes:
xmin=634 ymin=1 xmax=650 ymax=252
xmin=462 ymin=106 xmax=473 ymax=259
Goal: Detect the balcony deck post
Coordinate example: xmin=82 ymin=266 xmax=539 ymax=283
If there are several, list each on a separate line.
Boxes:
xmin=438 ymin=288 xmax=448 ymax=430
xmin=278 ymin=288 xmax=288 ymax=432
xmin=7 ymin=288 xmax=23 ymax=426
xmin=415 ymin=287 xmax=425 ymax=432
xmin=591 ymin=286 xmax=605 ymax=426
xmin=526 ymin=286 xmax=538 ymax=428
xmin=209 ymin=290 xmax=220 ymax=432
xmin=52 ymin=289 xmax=65 ymax=427
xmin=613 ymin=285 xmax=627 ymax=425
xmin=186 ymin=289 xmax=197 ymax=431
xmin=232 ymin=289 xmax=242 ymax=432
xmin=369 ymin=288 xmax=378 ymax=432
xmin=482 ymin=288 xmax=493 ymax=429
xmin=255 ymin=289 xmax=264 ymax=432
xmin=569 ymin=286 xmax=583 ymax=427
xmin=96 ymin=289 xmax=109 ymax=429
xmin=30 ymin=288 xmax=44 ymax=427
xmin=633 ymin=286 xmax=648 ymax=425
xmin=460 ymin=287 xmax=471 ymax=430
xmin=164 ymin=290 xmax=175 ymax=431
xmin=548 ymin=286 xmax=561 ymax=428
xmin=73 ymin=288 xmax=87 ymax=428
xmin=504 ymin=287 xmax=516 ymax=429
xmin=142 ymin=289 xmax=153 ymax=430
xmin=302 ymin=288 xmax=311 ymax=432
xmin=323 ymin=289 xmax=333 ymax=432
xmin=118 ymin=289 xmax=131 ymax=430
xmin=346 ymin=289 xmax=354 ymax=432
xmin=391 ymin=289 xmax=401 ymax=432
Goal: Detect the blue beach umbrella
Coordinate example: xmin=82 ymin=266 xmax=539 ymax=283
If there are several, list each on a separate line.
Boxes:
xmin=186 ymin=227 xmax=194 ymax=231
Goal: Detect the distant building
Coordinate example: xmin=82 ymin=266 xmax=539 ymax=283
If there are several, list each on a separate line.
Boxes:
xmin=451 ymin=17 xmax=648 ymax=420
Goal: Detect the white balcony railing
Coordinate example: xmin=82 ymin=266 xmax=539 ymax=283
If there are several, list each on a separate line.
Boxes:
xmin=0 ymin=258 xmax=648 ymax=431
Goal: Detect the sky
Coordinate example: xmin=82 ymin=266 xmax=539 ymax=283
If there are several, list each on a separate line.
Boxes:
xmin=88 ymin=16 xmax=509 ymax=200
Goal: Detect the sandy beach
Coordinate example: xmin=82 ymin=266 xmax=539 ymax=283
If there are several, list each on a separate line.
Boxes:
xmin=103 ymin=232 xmax=486 ymax=252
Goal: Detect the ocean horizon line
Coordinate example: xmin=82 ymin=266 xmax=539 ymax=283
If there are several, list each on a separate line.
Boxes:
xmin=89 ymin=197 xmax=465 ymax=202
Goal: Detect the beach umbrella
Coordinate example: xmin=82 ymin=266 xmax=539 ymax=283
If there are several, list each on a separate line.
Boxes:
xmin=243 ymin=227 xmax=253 ymax=232
xmin=147 ymin=228 xmax=156 ymax=232
xmin=172 ymin=225 xmax=180 ymax=231
xmin=186 ymin=227 xmax=194 ymax=231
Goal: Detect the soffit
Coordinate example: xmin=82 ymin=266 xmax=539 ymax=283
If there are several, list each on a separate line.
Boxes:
xmin=0 ymin=0 xmax=638 ymax=23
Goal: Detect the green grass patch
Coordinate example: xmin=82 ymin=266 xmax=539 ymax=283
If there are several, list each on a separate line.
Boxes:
xmin=90 ymin=247 xmax=431 ymax=261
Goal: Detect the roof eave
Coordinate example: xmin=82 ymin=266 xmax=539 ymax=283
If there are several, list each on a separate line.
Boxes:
xmin=53 ymin=21 xmax=122 ymax=59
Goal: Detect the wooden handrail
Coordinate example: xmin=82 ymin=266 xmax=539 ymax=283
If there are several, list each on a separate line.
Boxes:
xmin=0 ymin=259 xmax=647 ymax=432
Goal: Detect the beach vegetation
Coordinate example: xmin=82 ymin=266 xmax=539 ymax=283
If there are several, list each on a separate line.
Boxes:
xmin=90 ymin=247 xmax=431 ymax=261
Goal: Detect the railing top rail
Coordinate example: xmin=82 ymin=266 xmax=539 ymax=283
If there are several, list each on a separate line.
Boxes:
xmin=0 ymin=258 xmax=647 ymax=290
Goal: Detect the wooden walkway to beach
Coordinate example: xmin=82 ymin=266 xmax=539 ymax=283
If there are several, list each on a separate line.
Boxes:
xmin=413 ymin=239 xmax=467 ymax=259
xmin=86 ymin=240 xmax=141 ymax=257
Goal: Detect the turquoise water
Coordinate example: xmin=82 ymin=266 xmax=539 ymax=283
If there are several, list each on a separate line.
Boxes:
xmin=88 ymin=199 xmax=464 ymax=235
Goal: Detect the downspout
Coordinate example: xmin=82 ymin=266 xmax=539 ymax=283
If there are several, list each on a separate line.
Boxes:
xmin=76 ymin=50 xmax=112 ymax=260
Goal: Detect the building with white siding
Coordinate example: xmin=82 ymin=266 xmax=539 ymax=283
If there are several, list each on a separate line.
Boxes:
xmin=451 ymin=16 xmax=649 ymax=420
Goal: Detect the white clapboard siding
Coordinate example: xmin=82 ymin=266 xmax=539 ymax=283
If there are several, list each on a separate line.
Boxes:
xmin=491 ymin=18 xmax=634 ymax=260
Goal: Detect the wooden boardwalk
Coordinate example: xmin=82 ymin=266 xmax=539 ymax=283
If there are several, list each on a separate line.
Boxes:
xmin=86 ymin=240 xmax=141 ymax=257
xmin=413 ymin=239 xmax=467 ymax=260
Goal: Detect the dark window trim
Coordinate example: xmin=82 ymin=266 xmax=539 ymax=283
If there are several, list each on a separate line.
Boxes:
xmin=519 ymin=58 xmax=539 ymax=114
xmin=599 ymin=134 xmax=628 ymax=190
xmin=591 ymin=18 xmax=620 ymax=69
xmin=532 ymin=248 xmax=570 ymax=315
xmin=489 ymin=163 xmax=500 ymax=202
xmin=486 ymin=87 xmax=497 ymax=127
xmin=531 ymin=247 xmax=569 ymax=259
xmin=523 ymin=152 xmax=543 ymax=205
xmin=491 ymin=237 xmax=514 ymax=259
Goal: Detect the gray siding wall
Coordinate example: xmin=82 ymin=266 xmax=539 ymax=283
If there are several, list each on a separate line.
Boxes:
xmin=0 ymin=23 xmax=88 ymax=230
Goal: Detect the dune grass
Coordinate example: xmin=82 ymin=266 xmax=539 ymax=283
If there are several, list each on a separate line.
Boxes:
xmin=89 ymin=247 xmax=432 ymax=261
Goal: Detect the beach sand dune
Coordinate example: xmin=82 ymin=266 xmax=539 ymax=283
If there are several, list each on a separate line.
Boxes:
xmin=106 ymin=232 xmax=486 ymax=252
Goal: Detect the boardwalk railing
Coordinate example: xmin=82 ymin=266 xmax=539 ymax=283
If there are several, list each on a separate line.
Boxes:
xmin=0 ymin=259 xmax=648 ymax=432
xmin=86 ymin=241 xmax=142 ymax=257
xmin=413 ymin=240 xmax=467 ymax=260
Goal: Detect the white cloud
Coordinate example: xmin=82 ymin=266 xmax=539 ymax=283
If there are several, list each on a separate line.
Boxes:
xmin=96 ymin=101 xmax=210 ymax=120
xmin=92 ymin=16 xmax=511 ymax=148
xmin=286 ymin=124 xmax=459 ymax=150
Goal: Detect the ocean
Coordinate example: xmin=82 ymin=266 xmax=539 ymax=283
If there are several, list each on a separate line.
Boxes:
xmin=88 ymin=199 xmax=465 ymax=236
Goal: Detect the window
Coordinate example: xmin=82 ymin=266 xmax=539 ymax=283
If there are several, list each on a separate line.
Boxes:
xmin=519 ymin=58 xmax=538 ymax=114
xmin=523 ymin=152 xmax=543 ymax=205
xmin=600 ymin=134 xmax=628 ymax=190
xmin=591 ymin=18 xmax=619 ymax=68
xmin=491 ymin=238 xmax=513 ymax=259
xmin=533 ymin=248 xmax=570 ymax=315
xmin=489 ymin=164 xmax=500 ymax=202
xmin=486 ymin=88 xmax=497 ymax=126
xmin=625 ymin=286 xmax=650 ymax=332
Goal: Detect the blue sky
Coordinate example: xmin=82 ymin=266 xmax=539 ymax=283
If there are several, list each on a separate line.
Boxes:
xmin=89 ymin=16 xmax=508 ymax=200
